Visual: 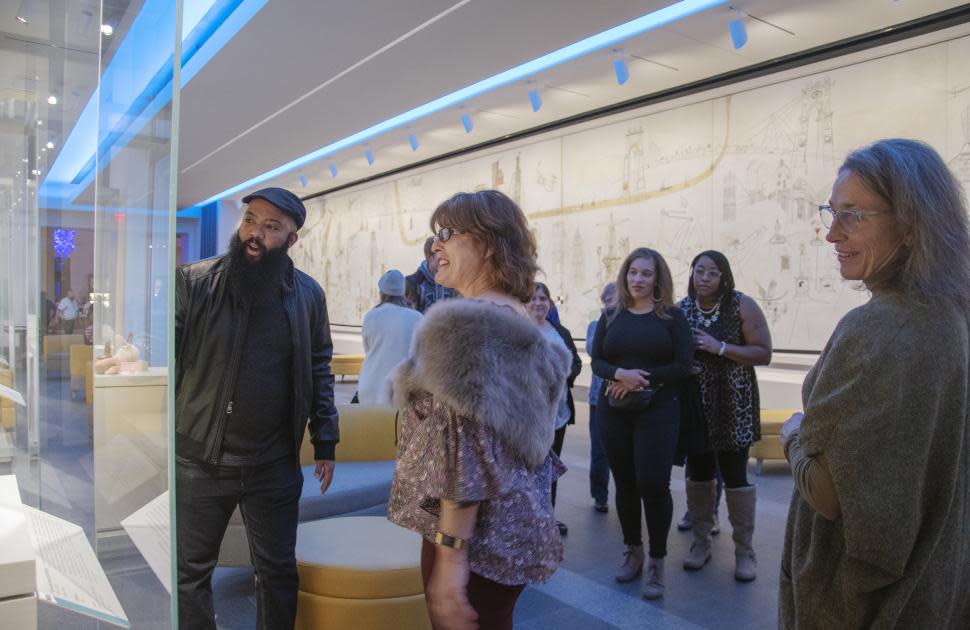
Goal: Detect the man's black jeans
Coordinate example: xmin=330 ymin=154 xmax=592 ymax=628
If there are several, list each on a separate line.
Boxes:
xmin=176 ymin=455 xmax=303 ymax=630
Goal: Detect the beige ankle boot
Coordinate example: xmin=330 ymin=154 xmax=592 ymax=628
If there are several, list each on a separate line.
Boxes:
xmin=726 ymin=485 xmax=757 ymax=582
xmin=641 ymin=557 xmax=665 ymax=600
xmin=683 ymin=479 xmax=716 ymax=570
xmin=615 ymin=544 xmax=644 ymax=583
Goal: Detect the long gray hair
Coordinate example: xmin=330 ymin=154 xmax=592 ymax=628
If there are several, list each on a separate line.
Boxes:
xmin=840 ymin=139 xmax=970 ymax=307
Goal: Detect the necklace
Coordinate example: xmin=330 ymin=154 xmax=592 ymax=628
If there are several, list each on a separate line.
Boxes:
xmin=696 ymin=300 xmax=720 ymax=328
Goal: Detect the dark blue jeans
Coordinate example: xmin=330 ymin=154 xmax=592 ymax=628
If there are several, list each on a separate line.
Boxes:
xmin=176 ymin=455 xmax=303 ymax=630
xmin=588 ymin=404 xmax=610 ymax=505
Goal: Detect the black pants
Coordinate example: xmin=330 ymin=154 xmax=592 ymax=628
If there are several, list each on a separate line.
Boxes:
xmin=600 ymin=395 xmax=679 ymax=559
xmin=687 ymin=447 xmax=750 ymax=488
xmin=550 ymin=424 xmax=566 ymax=506
xmin=176 ymin=456 xmax=303 ymax=630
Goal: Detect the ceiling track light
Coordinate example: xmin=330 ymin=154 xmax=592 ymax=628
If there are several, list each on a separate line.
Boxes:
xmin=408 ymin=132 xmax=419 ymax=152
xmin=329 ymin=163 xmax=338 ymax=177
xmin=728 ymin=6 xmax=747 ymax=49
xmin=299 ymin=175 xmax=308 ymax=188
xmin=47 ymin=95 xmax=58 ymax=105
xmin=190 ymin=0 xmax=730 ymax=209
xmin=364 ymin=149 xmax=375 ymax=165
xmin=460 ymin=114 xmax=474 ymax=134
xmin=528 ymin=88 xmax=542 ymax=113
xmin=613 ymin=58 xmax=630 ymax=85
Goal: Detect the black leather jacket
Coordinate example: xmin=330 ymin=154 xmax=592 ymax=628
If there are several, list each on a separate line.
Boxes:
xmin=175 ymin=254 xmax=339 ymax=464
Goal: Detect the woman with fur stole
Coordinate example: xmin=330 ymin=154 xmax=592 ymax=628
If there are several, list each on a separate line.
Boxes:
xmin=388 ymin=190 xmax=571 ymax=630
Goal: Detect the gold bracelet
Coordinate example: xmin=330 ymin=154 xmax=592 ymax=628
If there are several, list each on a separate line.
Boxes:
xmin=433 ymin=531 xmax=466 ymax=551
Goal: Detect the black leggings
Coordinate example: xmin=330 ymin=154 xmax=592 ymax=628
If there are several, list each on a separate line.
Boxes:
xmin=551 ymin=425 xmax=566 ymax=506
xmin=687 ymin=448 xmax=750 ymax=488
xmin=599 ymin=396 xmax=679 ymax=559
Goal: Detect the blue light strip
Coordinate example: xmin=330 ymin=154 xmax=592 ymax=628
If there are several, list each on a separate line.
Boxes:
xmin=40 ymin=0 xmax=267 ymax=206
xmin=189 ymin=0 xmax=727 ymax=209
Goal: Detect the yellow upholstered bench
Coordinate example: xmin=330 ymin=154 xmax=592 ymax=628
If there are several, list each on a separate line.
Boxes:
xmin=0 ymin=368 xmax=16 ymax=430
xmin=42 ymin=334 xmax=84 ymax=360
xmin=295 ymin=516 xmax=431 ymax=630
xmin=331 ymin=354 xmax=365 ymax=381
xmin=85 ymin=361 xmax=94 ymax=408
xmin=70 ymin=344 xmax=93 ymax=400
xmin=750 ymin=409 xmax=798 ymax=474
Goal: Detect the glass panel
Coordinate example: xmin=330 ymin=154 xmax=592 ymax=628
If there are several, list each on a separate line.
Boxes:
xmin=0 ymin=1 xmax=180 ymax=628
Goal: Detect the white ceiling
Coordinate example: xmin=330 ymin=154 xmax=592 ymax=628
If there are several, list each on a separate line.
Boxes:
xmin=175 ymin=0 xmax=969 ymax=209
xmin=3 ymin=0 xmax=969 ymax=210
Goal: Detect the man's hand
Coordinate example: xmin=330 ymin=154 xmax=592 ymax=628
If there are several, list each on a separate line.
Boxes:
xmin=313 ymin=459 xmax=334 ymax=494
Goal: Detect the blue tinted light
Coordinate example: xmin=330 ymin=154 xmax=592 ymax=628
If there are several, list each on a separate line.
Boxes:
xmin=729 ymin=18 xmax=747 ymax=49
xmin=191 ymin=0 xmax=728 ymax=208
xmin=613 ymin=58 xmax=630 ymax=85
xmin=42 ymin=0 xmax=267 ymax=207
xmin=528 ymin=88 xmax=542 ymax=112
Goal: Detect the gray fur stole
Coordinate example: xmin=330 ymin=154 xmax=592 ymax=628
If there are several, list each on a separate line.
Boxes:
xmin=392 ymin=298 xmax=571 ymax=469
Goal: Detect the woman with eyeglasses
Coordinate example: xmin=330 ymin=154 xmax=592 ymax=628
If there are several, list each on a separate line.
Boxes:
xmin=678 ymin=251 xmax=772 ymax=582
xmin=590 ymin=247 xmax=693 ymax=600
xmin=388 ymin=190 xmax=570 ymax=630
xmin=778 ymin=139 xmax=970 ymax=629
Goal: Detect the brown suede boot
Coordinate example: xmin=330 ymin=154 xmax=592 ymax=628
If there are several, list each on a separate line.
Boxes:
xmin=615 ymin=544 xmax=644 ymax=583
xmin=726 ymin=485 xmax=757 ymax=582
xmin=683 ymin=479 xmax=716 ymax=570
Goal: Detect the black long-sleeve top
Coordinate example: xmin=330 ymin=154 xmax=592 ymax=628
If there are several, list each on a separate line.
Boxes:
xmin=590 ymin=307 xmax=694 ymax=403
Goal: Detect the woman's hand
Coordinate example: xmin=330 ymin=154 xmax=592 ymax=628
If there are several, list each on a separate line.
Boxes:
xmin=613 ymin=368 xmax=651 ymax=390
xmin=693 ymin=328 xmax=723 ymax=355
xmin=780 ymin=412 xmax=804 ymax=446
xmin=426 ymin=549 xmax=478 ymax=630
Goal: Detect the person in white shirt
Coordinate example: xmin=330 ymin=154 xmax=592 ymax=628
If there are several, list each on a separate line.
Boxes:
xmin=357 ymin=270 xmax=422 ymax=405
xmin=56 ymin=290 xmax=79 ymax=333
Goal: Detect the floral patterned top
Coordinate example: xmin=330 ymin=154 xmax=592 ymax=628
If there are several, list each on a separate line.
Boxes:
xmin=388 ymin=392 xmax=565 ymax=586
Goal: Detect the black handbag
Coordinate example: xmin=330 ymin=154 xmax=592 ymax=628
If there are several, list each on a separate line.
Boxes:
xmin=607 ymin=385 xmax=659 ymax=412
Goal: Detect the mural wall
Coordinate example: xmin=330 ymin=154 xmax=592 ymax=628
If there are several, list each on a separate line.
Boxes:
xmin=292 ymin=34 xmax=970 ymax=351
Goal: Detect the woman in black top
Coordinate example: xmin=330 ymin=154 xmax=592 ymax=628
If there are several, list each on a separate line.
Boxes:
xmin=591 ymin=247 xmax=693 ymax=600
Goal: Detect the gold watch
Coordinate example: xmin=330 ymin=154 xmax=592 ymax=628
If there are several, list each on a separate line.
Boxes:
xmin=433 ymin=531 xmax=466 ymax=550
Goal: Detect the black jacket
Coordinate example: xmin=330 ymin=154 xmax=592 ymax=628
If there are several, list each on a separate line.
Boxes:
xmin=175 ymin=254 xmax=339 ymax=464
xmin=404 ymin=261 xmax=455 ymax=313
xmin=550 ymin=320 xmax=582 ymax=425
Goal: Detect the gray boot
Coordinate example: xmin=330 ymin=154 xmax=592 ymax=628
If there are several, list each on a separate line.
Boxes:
xmin=726 ymin=485 xmax=757 ymax=582
xmin=615 ymin=544 xmax=644 ymax=583
xmin=641 ymin=557 xmax=665 ymax=600
xmin=683 ymin=479 xmax=716 ymax=570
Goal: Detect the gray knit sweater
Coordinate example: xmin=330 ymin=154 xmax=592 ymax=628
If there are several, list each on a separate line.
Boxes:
xmin=780 ymin=290 xmax=970 ymax=629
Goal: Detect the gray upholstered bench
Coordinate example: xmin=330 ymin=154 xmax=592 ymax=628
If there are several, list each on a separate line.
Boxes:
xmin=217 ymin=404 xmax=398 ymax=566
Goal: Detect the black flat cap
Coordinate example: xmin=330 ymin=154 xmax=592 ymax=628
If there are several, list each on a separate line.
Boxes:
xmin=242 ymin=187 xmax=306 ymax=229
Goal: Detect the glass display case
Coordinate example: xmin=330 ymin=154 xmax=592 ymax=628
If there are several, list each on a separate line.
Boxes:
xmin=0 ymin=1 xmax=181 ymax=627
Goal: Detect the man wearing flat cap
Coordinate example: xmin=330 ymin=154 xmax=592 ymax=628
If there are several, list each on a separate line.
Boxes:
xmin=175 ymin=187 xmax=339 ymax=629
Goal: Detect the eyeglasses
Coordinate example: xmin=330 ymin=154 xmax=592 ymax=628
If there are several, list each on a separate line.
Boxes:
xmin=818 ymin=204 xmax=883 ymax=232
xmin=693 ymin=267 xmax=722 ymax=280
xmin=432 ymin=227 xmax=467 ymax=242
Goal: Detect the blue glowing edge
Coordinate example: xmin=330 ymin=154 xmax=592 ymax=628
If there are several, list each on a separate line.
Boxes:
xmin=40 ymin=0 xmax=267 ymax=207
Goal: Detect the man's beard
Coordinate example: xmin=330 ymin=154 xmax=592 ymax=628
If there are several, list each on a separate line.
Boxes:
xmin=226 ymin=231 xmax=291 ymax=303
